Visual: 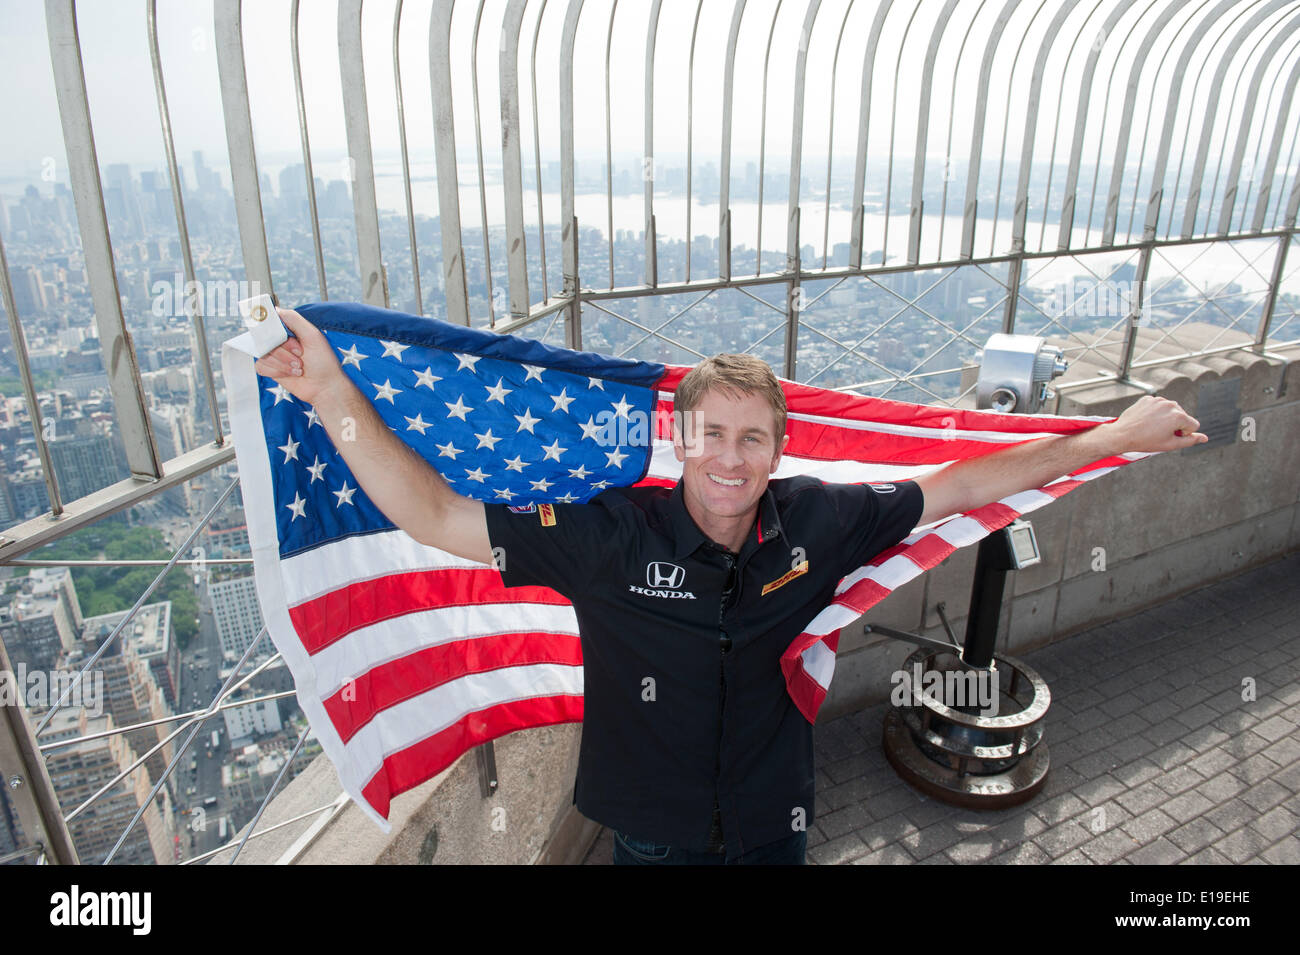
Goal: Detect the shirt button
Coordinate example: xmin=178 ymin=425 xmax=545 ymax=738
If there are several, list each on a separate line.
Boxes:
xmin=719 ymin=631 xmax=732 ymax=653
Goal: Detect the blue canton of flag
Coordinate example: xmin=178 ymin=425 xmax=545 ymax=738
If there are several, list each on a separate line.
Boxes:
xmin=260 ymin=303 xmax=665 ymax=559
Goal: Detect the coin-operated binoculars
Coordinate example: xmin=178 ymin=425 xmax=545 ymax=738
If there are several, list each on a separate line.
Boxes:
xmin=975 ymin=333 xmax=1068 ymax=414
xmin=872 ymin=334 xmax=1069 ymax=808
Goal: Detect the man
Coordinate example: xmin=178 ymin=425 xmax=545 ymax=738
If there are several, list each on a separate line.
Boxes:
xmin=255 ymin=307 xmax=1207 ymax=865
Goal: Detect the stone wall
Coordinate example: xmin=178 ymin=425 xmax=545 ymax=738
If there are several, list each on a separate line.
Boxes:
xmin=825 ymin=332 xmax=1300 ymax=720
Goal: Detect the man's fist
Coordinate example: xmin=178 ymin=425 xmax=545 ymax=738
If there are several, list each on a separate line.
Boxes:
xmin=1109 ymin=394 xmax=1209 ymax=453
xmin=252 ymin=308 xmax=344 ymax=407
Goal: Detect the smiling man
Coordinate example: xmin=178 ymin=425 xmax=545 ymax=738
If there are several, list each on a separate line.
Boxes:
xmin=255 ymin=310 xmax=1206 ymax=866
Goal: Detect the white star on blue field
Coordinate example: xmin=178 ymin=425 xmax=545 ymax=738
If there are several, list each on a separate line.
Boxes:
xmin=260 ymin=328 xmax=660 ymax=558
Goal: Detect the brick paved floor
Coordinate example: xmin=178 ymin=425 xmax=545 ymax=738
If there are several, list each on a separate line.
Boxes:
xmin=583 ymin=552 xmax=1300 ymax=864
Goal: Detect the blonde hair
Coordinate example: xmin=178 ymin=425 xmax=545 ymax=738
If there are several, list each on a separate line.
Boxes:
xmin=673 ymin=353 xmax=787 ymax=439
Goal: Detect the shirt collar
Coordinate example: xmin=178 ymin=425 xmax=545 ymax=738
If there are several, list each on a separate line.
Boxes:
xmin=668 ymin=477 xmax=784 ymax=561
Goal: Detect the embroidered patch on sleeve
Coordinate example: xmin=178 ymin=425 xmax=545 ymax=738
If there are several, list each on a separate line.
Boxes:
xmin=538 ymin=503 xmax=557 ymax=527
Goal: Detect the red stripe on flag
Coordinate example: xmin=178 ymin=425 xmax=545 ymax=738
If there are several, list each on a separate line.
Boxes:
xmin=838 ymin=576 xmax=892 ymax=606
xmin=891 ymin=532 xmax=956 ymax=572
xmin=324 ymin=632 xmax=585 ymax=742
xmin=650 ymin=393 xmax=1037 ymax=466
xmin=780 ymin=649 xmax=832 ymax=726
xmin=661 ymin=363 xmax=1111 ymax=434
xmin=841 ymin=580 xmax=913 ymax=619
xmin=780 ymin=417 xmax=1039 ymax=465
xmin=359 ymin=694 xmax=585 ymax=819
xmin=969 ymin=502 xmax=1020 ymax=531
xmin=288 ymin=568 xmax=571 ymax=655
xmin=1043 ymin=477 xmax=1084 ymax=498
xmin=654 ymin=374 xmax=1108 ymax=466
xmin=775 ymin=374 xmax=1108 ymax=435
xmin=657 ymin=365 xmax=691 ymax=394
xmin=865 ymin=536 xmax=922 ymax=567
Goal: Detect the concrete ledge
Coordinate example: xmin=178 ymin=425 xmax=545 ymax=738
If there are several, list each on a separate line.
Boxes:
xmin=225 ymin=722 xmax=583 ymax=864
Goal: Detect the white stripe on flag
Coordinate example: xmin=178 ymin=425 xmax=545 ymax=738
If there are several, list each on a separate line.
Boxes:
xmin=311 ymin=602 xmax=581 ymax=697
xmin=800 ymin=599 xmax=872 ymax=641
xmin=998 ymin=488 xmax=1057 ymax=513
xmin=934 ymin=516 xmax=989 ymax=548
xmin=842 ymin=552 xmax=922 ymax=593
xmin=799 ymin=639 xmax=837 ymax=690
xmin=281 ymin=531 xmax=487 ymax=604
xmin=348 ymin=662 xmax=585 ymax=784
xmin=770 ymin=456 xmax=944 ymax=483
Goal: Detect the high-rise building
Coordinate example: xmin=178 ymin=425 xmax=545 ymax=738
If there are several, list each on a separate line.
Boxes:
xmin=104 ymin=164 xmax=144 ymax=237
xmin=0 ymin=784 xmax=22 ymax=861
xmin=192 ymin=151 xmax=220 ymax=193
xmin=2 ymin=597 xmax=65 ymax=673
xmin=37 ymin=707 xmax=175 ymax=864
xmin=322 ymin=179 xmax=351 ymax=218
xmin=221 ymin=738 xmax=302 ymax=832
xmin=0 ymin=566 xmax=83 ymax=671
xmin=77 ymin=606 xmax=177 ymax=786
xmin=12 ymin=266 xmax=47 ymax=313
xmin=8 ymin=463 xmax=50 ymax=520
xmin=148 ymin=404 xmax=193 ymax=513
xmin=279 ymin=163 xmax=306 ymax=200
xmin=209 ymin=572 xmax=264 ymax=662
xmin=0 ymin=458 xmax=14 ymax=529
xmin=221 ymin=685 xmax=282 ymax=743
xmin=47 ymin=418 xmax=127 ymax=502
xmin=204 ymin=522 xmax=250 ymax=559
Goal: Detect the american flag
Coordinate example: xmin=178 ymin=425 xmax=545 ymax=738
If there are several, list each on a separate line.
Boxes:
xmin=223 ymin=301 xmax=1142 ymax=830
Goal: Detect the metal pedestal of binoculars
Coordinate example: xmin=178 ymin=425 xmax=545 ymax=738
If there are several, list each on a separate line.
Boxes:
xmin=873 ymin=528 xmax=1052 ymax=809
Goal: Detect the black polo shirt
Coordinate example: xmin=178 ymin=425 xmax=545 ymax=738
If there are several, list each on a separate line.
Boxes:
xmin=482 ymin=474 xmax=924 ymax=855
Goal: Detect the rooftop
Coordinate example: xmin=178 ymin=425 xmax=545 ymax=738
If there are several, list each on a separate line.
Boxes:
xmin=581 ymin=551 xmax=1300 ymax=864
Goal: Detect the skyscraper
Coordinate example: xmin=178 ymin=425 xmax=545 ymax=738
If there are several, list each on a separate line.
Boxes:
xmin=37 ymin=707 xmax=175 ymax=864
xmin=209 ymin=571 xmax=264 ymax=663
xmin=12 ymin=265 xmax=46 ymax=313
xmin=47 ymin=418 xmax=128 ymax=501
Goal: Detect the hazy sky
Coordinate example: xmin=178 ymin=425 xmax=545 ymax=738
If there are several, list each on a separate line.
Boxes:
xmin=1 ymin=0 xmax=1295 ymax=211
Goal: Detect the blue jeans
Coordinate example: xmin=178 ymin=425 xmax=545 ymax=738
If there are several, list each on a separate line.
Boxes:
xmin=612 ymin=828 xmax=807 ymax=865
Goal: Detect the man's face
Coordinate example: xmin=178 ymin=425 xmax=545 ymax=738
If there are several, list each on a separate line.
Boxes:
xmin=673 ymin=387 xmax=788 ymax=523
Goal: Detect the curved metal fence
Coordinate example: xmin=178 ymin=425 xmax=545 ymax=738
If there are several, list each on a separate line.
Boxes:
xmin=0 ymin=0 xmax=1298 ymax=864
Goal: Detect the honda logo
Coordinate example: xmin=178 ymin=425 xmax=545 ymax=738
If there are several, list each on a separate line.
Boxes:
xmin=646 ymin=562 xmax=686 ymax=589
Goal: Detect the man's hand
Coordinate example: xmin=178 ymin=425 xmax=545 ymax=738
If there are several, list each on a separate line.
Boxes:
xmin=915 ymin=394 xmax=1207 ymax=526
xmin=253 ymin=308 xmax=346 ymax=407
xmin=249 ymin=306 xmax=493 ymax=565
xmin=1101 ymin=394 xmax=1208 ymax=453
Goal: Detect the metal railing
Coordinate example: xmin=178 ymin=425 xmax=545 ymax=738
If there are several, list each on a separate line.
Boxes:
xmin=1 ymin=474 xmax=332 ymax=864
xmin=2 ymin=0 xmax=1299 ymax=863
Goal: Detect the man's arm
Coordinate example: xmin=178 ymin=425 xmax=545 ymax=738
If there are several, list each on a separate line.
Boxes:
xmin=252 ymin=308 xmax=493 ymax=565
xmin=913 ymin=395 xmax=1208 ymax=526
